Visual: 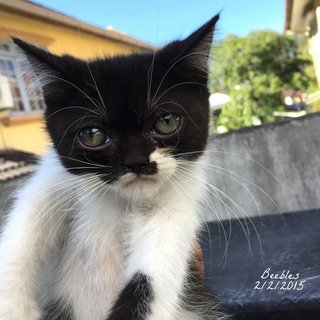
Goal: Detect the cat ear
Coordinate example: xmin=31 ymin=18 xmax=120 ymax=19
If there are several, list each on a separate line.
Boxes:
xmin=12 ymin=38 xmax=79 ymax=100
xmin=160 ymin=14 xmax=219 ymax=80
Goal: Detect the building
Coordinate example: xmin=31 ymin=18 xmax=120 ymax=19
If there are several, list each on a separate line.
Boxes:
xmin=0 ymin=0 xmax=152 ymax=154
xmin=285 ymin=0 xmax=320 ymax=110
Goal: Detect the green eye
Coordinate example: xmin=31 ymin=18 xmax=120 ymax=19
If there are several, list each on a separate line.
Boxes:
xmin=79 ymin=127 xmax=109 ymax=147
xmin=154 ymin=114 xmax=181 ymax=135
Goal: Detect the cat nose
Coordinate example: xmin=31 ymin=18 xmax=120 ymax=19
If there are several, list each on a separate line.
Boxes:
xmin=121 ymin=135 xmax=157 ymax=174
xmin=121 ymin=158 xmax=157 ymax=175
xmin=122 ymin=161 xmax=148 ymax=174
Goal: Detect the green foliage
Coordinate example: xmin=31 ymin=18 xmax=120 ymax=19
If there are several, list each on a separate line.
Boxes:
xmin=210 ymin=31 xmax=318 ymax=131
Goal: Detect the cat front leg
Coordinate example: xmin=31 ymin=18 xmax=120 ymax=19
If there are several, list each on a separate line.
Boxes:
xmin=107 ymin=273 xmax=153 ymax=320
xmin=0 ymin=154 xmax=71 ymax=320
xmin=107 ymin=201 xmax=200 ymax=320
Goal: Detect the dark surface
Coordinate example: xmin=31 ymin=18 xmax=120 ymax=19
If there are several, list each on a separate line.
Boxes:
xmin=201 ymin=209 xmax=320 ymax=319
xmin=0 ymin=149 xmax=38 ymax=164
xmin=0 ymin=149 xmax=38 ymax=224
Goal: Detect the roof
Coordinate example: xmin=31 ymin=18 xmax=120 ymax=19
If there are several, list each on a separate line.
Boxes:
xmin=0 ymin=149 xmax=37 ymax=181
xmin=0 ymin=149 xmax=38 ymax=223
xmin=0 ymin=0 xmax=153 ymax=51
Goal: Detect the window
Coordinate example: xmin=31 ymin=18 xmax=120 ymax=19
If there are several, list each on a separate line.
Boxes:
xmin=0 ymin=40 xmax=45 ymax=114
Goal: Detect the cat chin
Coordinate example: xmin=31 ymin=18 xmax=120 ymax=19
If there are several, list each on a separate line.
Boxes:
xmin=110 ymin=149 xmax=178 ymax=202
xmin=121 ymin=174 xmax=158 ymax=188
xmin=112 ymin=172 xmax=164 ymax=201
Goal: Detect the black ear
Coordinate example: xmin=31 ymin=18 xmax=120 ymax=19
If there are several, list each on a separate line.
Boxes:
xmin=160 ymin=14 xmax=219 ymax=80
xmin=12 ymin=38 xmax=81 ymax=100
xmin=13 ymin=38 xmax=62 ymax=69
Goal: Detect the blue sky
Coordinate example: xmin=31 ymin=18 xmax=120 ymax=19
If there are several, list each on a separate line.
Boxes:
xmin=32 ymin=0 xmax=285 ymax=45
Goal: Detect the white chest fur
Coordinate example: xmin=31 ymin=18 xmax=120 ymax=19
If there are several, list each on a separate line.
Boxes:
xmin=0 ymin=150 xmax=208 ymax=320
xmin=52 ymin=175 xmax=205 ymax=320
xmin=54 ymin=194 xmax=126 ymax=320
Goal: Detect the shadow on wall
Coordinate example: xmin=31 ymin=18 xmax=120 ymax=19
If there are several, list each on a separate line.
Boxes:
xmin=203 ymin=112 xmax=320 ymax=221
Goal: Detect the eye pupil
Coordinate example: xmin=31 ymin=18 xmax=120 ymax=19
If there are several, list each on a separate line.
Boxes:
xmin=79 ymin=127 xmax=109 ymax=147
xmin=154 ymin=114 xmax=181 ymax=135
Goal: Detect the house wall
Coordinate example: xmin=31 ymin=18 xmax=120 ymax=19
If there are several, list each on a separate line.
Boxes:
xmin=0 ymin=10 xmax=136 ymax=59
xmin=309 ymin=7 xmax=320 ymax=89
xmin=0 ymin=114 xmax=47 ymax=155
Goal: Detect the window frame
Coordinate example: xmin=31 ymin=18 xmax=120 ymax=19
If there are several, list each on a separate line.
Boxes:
xmin=0 ymin=39 xmax=44 ymax=115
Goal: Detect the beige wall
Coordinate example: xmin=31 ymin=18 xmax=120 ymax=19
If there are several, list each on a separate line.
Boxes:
xmin=309 ymin=7 xmax=320 ymax=89
xmin=0 ymin=10 xmax=137 ymax=59
xmin=0 ymin=114 xmax=48 ymax=155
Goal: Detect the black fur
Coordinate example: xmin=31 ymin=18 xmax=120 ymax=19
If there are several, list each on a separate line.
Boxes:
xmin=107 ymin=273 xmax=153 ymax=320
xmin=12 ymin=14 xmax=219 ymax=185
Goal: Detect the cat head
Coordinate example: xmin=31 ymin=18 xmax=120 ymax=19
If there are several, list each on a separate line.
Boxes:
xmin=13 ymin=15 xmax=219 ymax=200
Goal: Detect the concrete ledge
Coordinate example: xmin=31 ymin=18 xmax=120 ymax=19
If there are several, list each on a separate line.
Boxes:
xmin=204 ymin=112 xmax=320 ymax=220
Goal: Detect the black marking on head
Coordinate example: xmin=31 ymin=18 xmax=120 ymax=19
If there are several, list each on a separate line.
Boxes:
xmin=13 ymin=15 xmax=219 ymax=183
xmin=107 ymin=273 xmax=153 ymax=320
xmin=41 ymin=299 xmax=73 ymax=320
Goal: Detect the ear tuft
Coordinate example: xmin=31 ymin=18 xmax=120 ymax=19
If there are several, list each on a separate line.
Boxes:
xmin=12 ymin=37 xmax=61 ymax=84
xmin=159 ymin=14 xmax=220 ymax=81
xmin=12 ymin=37 xmax=72 ymax=100
xmin=181 ymin=14 xmax=219 ymax=74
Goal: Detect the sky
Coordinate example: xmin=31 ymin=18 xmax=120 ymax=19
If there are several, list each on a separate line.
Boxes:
xmin=32 ymin=0 xmax=286 ymax=45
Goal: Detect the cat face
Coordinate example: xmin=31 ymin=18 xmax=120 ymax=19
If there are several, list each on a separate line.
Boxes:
xmin=13 ymin=15 xmax=219 ymax=200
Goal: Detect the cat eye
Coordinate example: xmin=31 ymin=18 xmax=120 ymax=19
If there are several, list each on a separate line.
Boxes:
xmin=154 ymin=114 xmax=181 ymax=135
xmin=79 ymin=127 xmax=110 ymax=148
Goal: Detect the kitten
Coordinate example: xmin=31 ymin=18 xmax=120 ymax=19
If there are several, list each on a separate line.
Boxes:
xmin=0 ymin=15 xmax=225 ymax=320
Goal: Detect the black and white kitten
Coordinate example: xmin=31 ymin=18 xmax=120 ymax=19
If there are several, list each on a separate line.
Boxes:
xmin=0 ymin=15 xmax=225 ymax=320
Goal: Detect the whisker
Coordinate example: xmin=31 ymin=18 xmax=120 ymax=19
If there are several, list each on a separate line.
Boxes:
xmin=147 ymin=49 xmax=157 ymax=108
xmin=45 ymin=74 xmax=104 ymax=111
xmin=85 ymin=61 xmax=109 ymax=118
xmin=59 ymin=156 xmax=112 ymax=169
xmin=34 ymin=175 xmax=100 ymax=246
xmin=182 ymin=160 xmax=283 ymax=221
xmin=45 ymin=106 xmax=102 ymax=121
xmin=172 ymin=149 xmax=282 ymax=186
xmin=153 ymin=81 xmax=207 ymax=106
xmin=177 ymin=160 xmax=262 ymax=218
xmin=172 ymin=169 xmax=230 ymax=269
xmin=176 ymin=164 xmax=264 ymax=261
xmin=151 ymin=50 xmax=211 ymax=106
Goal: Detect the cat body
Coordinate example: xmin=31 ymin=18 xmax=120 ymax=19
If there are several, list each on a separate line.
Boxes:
xmin=0 ymin=15 xmax=224 ymax=320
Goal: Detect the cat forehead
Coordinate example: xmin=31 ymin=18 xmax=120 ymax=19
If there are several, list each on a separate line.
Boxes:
xmin=79 ymin=53 xmax=189 ymax=107
xmin=87 ymin=52 xmax=169 ymax=82
xmin=47 ymin=53 xmax=204 ymax=133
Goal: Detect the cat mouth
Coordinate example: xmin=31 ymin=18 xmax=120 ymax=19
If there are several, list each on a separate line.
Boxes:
xmin=122 ymin=174 xmax=158 ymax=188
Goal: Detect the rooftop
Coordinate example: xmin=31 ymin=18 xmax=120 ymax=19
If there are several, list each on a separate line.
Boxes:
xmin=0 ymin=0 xmax=153 ymax=51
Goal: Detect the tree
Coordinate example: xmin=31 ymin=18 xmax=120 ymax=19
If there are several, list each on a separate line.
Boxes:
xmin=209 ymin=31 xmax=318 ymax=131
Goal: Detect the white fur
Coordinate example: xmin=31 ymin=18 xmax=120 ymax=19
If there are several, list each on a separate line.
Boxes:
xmin=0 ymin=150 xmax=71 ymax=319
xmin=0 ymin=148 xmax=208 ymax=320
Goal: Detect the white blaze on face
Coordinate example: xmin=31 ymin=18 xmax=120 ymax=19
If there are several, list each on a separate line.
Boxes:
xmin=114 ymin=148 xmax=177 ymax=201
